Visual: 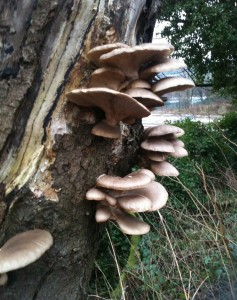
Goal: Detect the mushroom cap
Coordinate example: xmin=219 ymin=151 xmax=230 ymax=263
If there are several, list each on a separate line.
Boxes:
xmin=116 ymin=194 xmax=152 ymax=212
xmin=125 ymin=181 xmax=168 ymax=211
xmin=126 ymin=79 xmax=151 ymax=90
xmin=150 ymin=161 xmax=179 ymax=177
xmin=86 ymin=187 xmax=117 ymax=206
xmin=87 ymin=43 xmax=129 ymax=66
xmin=0 ymin=229 xmax=53 ymax=274
xmin=135 ymin=168 xmax=156 ymax=180
xmin=169 ymin=146 xmax=188 ymax=158
xmin=88 ymin=67 xmax=126 ymax=90
xmin=99 ymin=43 xmax=174 ymax=79
xmin=152 ymin=77 xmax=195 ymax=96
xmin=141 ymin=137 xmax=175 ymax=152
xmin=144 ymin=125 xmax=185 ymax=139
xmin=112 ymin=209 xmax=150 ymax=235
xmin=91 ymin=120 xmax=121 ymax=139
xmin=124 ymin=88 xmax=164 ymax=108
xmin=146 ymin=151 xmax=167 ymax=162
xmin=170 ymin=139 xmax=185 ymax=147
xmin=96 ymin=169 xmax=153 ymax=190
xmin=95 ymin=204 xmax=112 ymax=223
xmin=66 ymin=88 xmax=150 ymax=125
xmin=139 ymin=58 xmax=187 ymax=79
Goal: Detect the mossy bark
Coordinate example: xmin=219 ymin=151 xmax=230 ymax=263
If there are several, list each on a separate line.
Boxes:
xmin=0 ymin=0 xmax=160 ymax=299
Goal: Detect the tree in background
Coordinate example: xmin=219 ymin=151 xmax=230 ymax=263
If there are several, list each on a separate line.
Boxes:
xmin=158 ymin=0 xmax=237 ymax=99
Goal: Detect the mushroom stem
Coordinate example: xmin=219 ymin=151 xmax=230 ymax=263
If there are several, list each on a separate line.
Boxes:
xmin=0 ymin=273 xmax=8 ymax=286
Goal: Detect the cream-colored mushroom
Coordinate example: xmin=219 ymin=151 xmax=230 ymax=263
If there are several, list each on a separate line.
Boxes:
xmin=66 ymin=87 xmax=150 ymax=138
xmin=96 ymin=169 xmax=153 ymax=190
xmin=150 ymin=161 xmax=179 ymax=177
xmin=111 ymin=208 xmax=150 ymax=235
xmin=0 ymin=229 xmax=53 ymax=285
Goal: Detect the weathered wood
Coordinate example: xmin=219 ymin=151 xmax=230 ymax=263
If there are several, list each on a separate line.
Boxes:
xmin=0 ymin=0 xmax=160 ymax=299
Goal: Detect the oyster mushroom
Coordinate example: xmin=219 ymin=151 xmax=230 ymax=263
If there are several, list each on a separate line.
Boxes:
xmin=99 ymin=43 xmax=174 ymax=79
xmin=66 ymin=87 xmax=150 ymax=138
xmin=0 ymin=229 xmax=53 ymax=286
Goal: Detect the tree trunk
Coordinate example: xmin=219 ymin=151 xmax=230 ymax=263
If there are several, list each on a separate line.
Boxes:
xmin=0 ymin=0 xmax=160 ymax=299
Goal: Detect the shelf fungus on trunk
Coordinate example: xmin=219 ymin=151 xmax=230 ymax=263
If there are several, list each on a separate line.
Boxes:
xmin=85 ymin=169 xmax=168 ymax=235
xmin=0 ymin=229 xmax=53 ymax=286
xmin=99 ymin=43 xmax=174 ymax=80
xmin=66 ymin=87 xmax=150 ymax=138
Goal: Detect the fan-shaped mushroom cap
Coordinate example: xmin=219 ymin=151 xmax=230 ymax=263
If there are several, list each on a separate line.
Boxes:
xmin=169 ymin=146 xmax=188 ymax=158
xmin=139 ymin=58 xmax=187 ymax=79
xmin=124 ymin=88 xmax=164 ymax=108
xmin=152 ymin=77 xmax=195 ymax=96
xmin=88 ymin=67 xmax=126 ymax=90
xmin=87 ymin=43 xmax=129 ymax=66
xmin=91 ymin=120 xmax=121 ymax=139
xmin=146 ymin=151 xmax=166 ymax=162
xmin=99 ymin=43 xmax=174 ymax=79
xmin=0 ymin=229 xmax=53 ymax=275
xmin=124 ymin=181 xmax=168 ymax=211
xmin=150 ymin=161 xmax=179 ymax=176
xmin=116 ymin=194 xmax=152 ymax=212
xmin=170 ymin=139 xmax=185 ymax=147
xmin=66 ymin=88 xmax=150 ymax=126
xmin=86 ymin=187 xmax=116 ymax=206
xmin=144 ymin=124 xmax=185 ymax=139
xmin=95 ymin=204 xmax=112 ymax=223
xmin=126 ymin=79 xmax=151 ymax=90
xmin=112 ymin=209 xmax=150 ymax=235
xmin=96 ymin=169 xmax=153 ymax=190
xmin=141 ymin=137 xmax=175 ymax=152
xmin=135 ymin=168 xmax=156 ymax=180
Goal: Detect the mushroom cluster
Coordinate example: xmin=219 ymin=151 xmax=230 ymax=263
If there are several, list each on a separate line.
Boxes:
xmin=66 ymin=42 xmax=194 ymax=235
xmin=66 ymin=42 xmax=194 ymax=138
xmin=86 ymin=169 xmax=168 ymax=235
xmin=0 ymin=229 xmax=53 ymax=286
xmin=141 ymin=124 xmax=188 ymax=177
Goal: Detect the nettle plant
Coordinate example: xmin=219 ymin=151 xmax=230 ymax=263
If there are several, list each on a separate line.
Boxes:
xmin=66 ymin=42 xmax=194 ymax=235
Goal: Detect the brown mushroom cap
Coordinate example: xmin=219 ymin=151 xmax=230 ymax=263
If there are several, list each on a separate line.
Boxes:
xmin=116 ymin=194 xmax=152 ymax=212
xmin=87 ymin=43 xmax=129 ymax=66
xmin=66 ymin=88 xmax=150 ymax=126
xmin=86 ymin=187 xmax=117 ymax=206
xmin=146 ymin=151 xmax=167 ymax=162
xmin=91 ymin=120 xmax=121 ymax=139
xmin=126 ymin=79 xmax=151 ymax=90
xmin=139 ymin=58 xmax=187 ymax=79
xmin=135 ymin=168 xmax=156 ymax=180
xmin=141 ymin=137 xmax=175 ymax=152
xmin=95 ymin=204 xmax=112 ymax=223
xmin=152 ymin=77 xmax=195 ymax=96
xmin=96 ymin=169 xmax=153 ymax=190
xmin=99 ymin=43 xmax=175 ymax=79
xmin=0 ymin=229 xmax=53 ymax=274
xmin=124 ymin=88 xmax=164 ymax=108
xmin=88 ymin=67 xmax=126 ymax=90
xmin=150 ymin=161 xmax=179 ymax=177
xmin=144 ymin=125 xmax=185 ymax=139
xmin=170 ymin=139 xmax=185 ymax=147
xmin=169 ymin=146 xmax=188 ymax=158
xmin=112 ymin=209 xmax=150 ymax=235
xmin=125 ymin=181 xmax=168 ymax=211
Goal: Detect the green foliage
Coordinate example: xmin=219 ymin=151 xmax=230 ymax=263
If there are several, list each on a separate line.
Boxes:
xmin=216 ymin=111 xmax=237 ymax=141
xmin=158 ymin=0 xmax=237 ymax=98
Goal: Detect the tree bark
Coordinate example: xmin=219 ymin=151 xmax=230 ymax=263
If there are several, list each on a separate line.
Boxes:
xmin=0 ymin=0 xmax=160 ymax=299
